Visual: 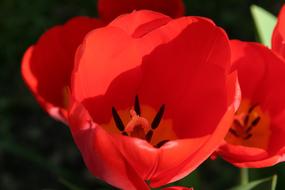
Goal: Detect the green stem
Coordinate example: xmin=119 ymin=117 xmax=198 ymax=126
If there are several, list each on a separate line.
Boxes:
xmin=240 ymin=168 xmax=249 ymax=185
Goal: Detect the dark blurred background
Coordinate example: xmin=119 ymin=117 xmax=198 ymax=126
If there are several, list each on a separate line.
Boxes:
xmin=1 ymin=0 xmax=285 ymax=189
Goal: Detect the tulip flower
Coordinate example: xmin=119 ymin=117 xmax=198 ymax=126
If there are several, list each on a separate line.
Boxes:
xmin=21 ymin=17 xmax=103 ymax=123
xmin=217 ymin=40 xmax=285 ymax=167
xmin=68 ymin=10 xmax=236 ymax=189
xmin=217 ymin=5 xmax=285 ymax=168
xmin=97 ymin=0 xmax=185 ymax=22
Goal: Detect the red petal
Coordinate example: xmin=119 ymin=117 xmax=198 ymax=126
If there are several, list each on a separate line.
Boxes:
xmin=150 ymin=107 xmax=234 ymax=187
xmin=109 ymin=10 xmax=171 ymax=38
xmin=72 ymin=11 xmax=172 ymax=104
xmin=218 ymin=142 xmax=283 ymax=168
xmin=22 ymin=16 xmax=102 ymax=122
xmin=272 ymin=5 xmax=285 ymax=58
xmin=22 ymin=46 xmax=67 ymax=122
xmin=226 ymin=71 xmax=241 ymax=111
xmin=137 ymin=17 xmax=230 ymax=138
xmin=68 ymin=101 xmax=149 ymax=190
xmin=98 ymin=0 xmax=185 ymax=22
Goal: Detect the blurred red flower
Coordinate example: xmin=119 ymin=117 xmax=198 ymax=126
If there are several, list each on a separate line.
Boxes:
xmin=217 ymin=5 xmax=285 ymax=168
xmin=217 ymin=40 xmax=285 ymax=167
xmin=98 ymin=0 xmax=185 ymax=22
xmin=21 ymin=17 xmax=103 ymax=123
xmin=68 ymin=10 xmax=236 ymax=189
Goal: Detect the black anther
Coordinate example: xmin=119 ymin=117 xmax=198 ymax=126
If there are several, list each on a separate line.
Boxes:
xmin=134 ymin=95 xmax=141 ymax=116
xmin=248 ymin=104 xmax=258 ymax=114
xmin=151 ymin=104 xmax=165 ymax=129
xmin=122 ymin=131 xmax=128 ymax=136
xmin=155 ymin=140 xmax=169 ymax=148
xmin=251 ymin=116 xmax=261 ymax=127
xmin=145 ymin=130 xmax=153 ymax=142
xmin=245 ymin=116 xmax=261 ymax=133
xmin=244 ymin=115 xmax=249 ymax=126
xmin=112 ymin=107 xmax=125 ymax=131
xmin=244 ymin=133 xmax=253 ymax=140
xmin=233 ymin=119 xmax=243 ymax=128
xmin=229 ymin=128 xmax=239 ymax=137
xmin=245 ymin=125 xmax=253 ymax=133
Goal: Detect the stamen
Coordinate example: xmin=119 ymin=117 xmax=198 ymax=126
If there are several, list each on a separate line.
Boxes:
xmin=233 ymin=119 xmax=243 ymax=129
xmin=244 ymin=133 xmax=253 ymax=140
xmin=112 ymin=96 xmax=168 ymax=146
xmin=130 ymin=125 xmax=145 ymax=139
xmin=245 ymin=116 xmax=261 ymax=133
xmin=229 ymin=128 xmax=239 ymax=137
xmin=151 ymin=104 xmax=165 ymax=129
xmin=245 ymin=125 xmax=253 ymax=134
xmin=134 ymin=95 xmax=141 ymax=116
xmin=155 ymin=140 xmax=169 ymax=148
xmin=251 ymin=116 xmax=261 ymax=126
xmin=248 ymin=104 xmax=257 ymax=113
xmin=112 ymin=107 xmax=125 ymax=131
xmin=244 ymin=115 xmax=249 ymax=126
xmin=145 ymin=130 xmax=153 ymax=142
xmin=122 ymin=131 xmax=128 ymax=136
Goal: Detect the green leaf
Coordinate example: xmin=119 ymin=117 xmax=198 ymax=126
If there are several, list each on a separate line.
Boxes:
xmin=250 ymin=5 xmax=277 ymax=47
xmin=228 ymin=175 xmax=278 ymax=190
xmin=271 ymin=175 xmax=278 ymax=190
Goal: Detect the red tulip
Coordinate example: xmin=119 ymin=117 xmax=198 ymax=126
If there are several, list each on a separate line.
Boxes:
xmin=216 ymin=5 xmax=285 ymax=168
xmin=217 ymin=40 xmax=285 ymax=167
xmin=22 ymin=17 xmax=103 ymax=123
xmin=68 ymin=10 xmax=236 ymax=189
xmin=97 ymin=0 xmax=185 ymax=22
xmin=272 ymin=5 xmax=285 ymax=58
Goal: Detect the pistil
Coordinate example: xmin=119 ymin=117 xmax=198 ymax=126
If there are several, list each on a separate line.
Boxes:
xmin=125 ymin=109 xmax=149 ymax=139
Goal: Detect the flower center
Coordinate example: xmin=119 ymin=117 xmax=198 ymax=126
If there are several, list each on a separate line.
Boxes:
xmin=125 ymin=109 xmax=150 ymax=139
xmin=111 ymin=96 xmax=171 ymax=148
xmin=225 ymin=100 xmax=271 ymax=149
